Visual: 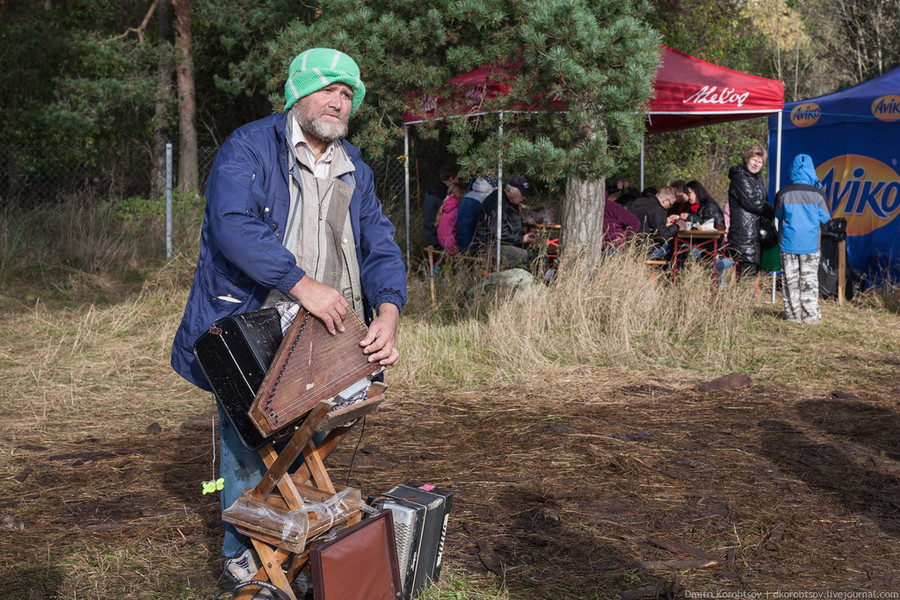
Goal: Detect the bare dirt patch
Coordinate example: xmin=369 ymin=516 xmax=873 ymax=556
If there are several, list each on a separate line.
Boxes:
xmin=3 ymin=367 xmax=898 ymax=599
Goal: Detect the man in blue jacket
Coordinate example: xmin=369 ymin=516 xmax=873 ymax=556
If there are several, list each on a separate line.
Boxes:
xmin=170 ymin=48 xmax=407 ymax=581
xmin=774 ymin=153 xmax=831 ymax=323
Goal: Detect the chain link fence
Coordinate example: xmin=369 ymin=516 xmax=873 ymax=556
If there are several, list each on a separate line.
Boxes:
xmin=0 ymin=139 xmax=441 ymax=262
xmin=0 ymin=144 xmax=219 ymax=206
xmin=1 ymin=142 xmax=421 ymax=206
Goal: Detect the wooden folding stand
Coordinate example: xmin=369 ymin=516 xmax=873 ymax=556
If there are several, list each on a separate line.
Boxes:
xmin=224 ymin=382 xmax=387 ymax=600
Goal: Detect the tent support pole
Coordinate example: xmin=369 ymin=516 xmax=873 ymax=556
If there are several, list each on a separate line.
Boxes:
xmin=496 ymin=111 xmax=504 ymax=271
xmin=772 ymin=110 xmax=784 ymax=306
xmin=640 ymin=137 xmax=645 ymax=191
xmin=403 ymin=125 xmax=410 ymax=268
xmin=775 ymin=110 xmax=783 ymax=195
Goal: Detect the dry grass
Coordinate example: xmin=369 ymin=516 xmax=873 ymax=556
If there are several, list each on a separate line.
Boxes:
xmin=1 ymin=202 xmax=900 ymax=599
xmin=396 ymin=247 xmax=760 ymax=389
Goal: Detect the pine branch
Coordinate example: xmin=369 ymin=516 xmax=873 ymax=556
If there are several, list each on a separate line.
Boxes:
xmin=103 ymin=0 xmax=159 ymax=44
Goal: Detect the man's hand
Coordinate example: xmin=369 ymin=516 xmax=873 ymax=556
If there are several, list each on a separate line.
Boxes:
xmin=523 ymin=231 xmax=536 ymax=246
xmin=360 ymin=302 xmax=400 ymax=366
xmin=288 ymin=276 xmax=349 ymax=334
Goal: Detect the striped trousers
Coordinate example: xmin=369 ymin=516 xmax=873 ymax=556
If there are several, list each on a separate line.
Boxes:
xmin=781 ymin=252 xmax=821 ymax=323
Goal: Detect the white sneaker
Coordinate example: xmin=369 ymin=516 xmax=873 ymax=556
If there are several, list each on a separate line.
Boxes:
xmin=225 ymin=548 xmax=261 ymax=582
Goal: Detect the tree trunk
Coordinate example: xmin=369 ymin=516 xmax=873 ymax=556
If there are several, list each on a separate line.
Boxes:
xmin=150 ymin=0 xmax=173 ymax=200
xmin=174 ymin=0 xmax=198 ymax=193
xmin=560 ymin=176 xmax=605 ymax=263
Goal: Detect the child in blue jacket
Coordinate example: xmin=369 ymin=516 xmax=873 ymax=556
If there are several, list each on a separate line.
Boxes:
xmin=774 ymin=154 xmax=832 ymax=323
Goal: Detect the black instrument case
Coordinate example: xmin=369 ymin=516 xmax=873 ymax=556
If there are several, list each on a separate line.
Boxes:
xmin=192 ymin=308 xmax=283 ymax=450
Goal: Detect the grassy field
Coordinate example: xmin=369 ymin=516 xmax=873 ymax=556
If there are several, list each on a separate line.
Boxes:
xmin=1 ymin=202 xmax=899 ymax=599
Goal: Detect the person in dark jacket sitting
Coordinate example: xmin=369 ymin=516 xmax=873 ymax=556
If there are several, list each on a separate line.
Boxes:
xmin=684 ymin=180 xmax=735 ymax=283
xmin=456 ymin=177 xmax=495 ymax=253
xmin=684 ymin=180 xmax=725 ymax=231
xmin=628 ymin=186 xmax=680 ymax=260
xmin=602 ymin=198 xmax=641 ymax=251
xmin=727 ymin=145 xmax=774 ymax=279
xmin=472 ymin=176 xmax=535 ymax=268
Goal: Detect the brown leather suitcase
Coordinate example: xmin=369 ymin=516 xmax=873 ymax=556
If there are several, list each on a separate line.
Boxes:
xmin=309 ymin=510 xmax=402 ymax=600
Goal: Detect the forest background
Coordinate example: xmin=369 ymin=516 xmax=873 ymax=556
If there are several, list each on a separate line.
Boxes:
xmin=2 ymin=0 xmax=900 ymax=239
xmin=2 ymin=2 xmax=900 ymax=599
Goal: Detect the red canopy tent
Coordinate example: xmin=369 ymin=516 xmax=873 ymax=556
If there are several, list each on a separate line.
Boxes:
xmin=403 ymin=46 xmax=784 ymax=127
xmin=643 ymin=45 xmax=785 ymax=189
xmin=646 ymin=45 xmax=784 ymax=133
xmin=400 ymin=46 xmax=785 ymax=264
xmin=403 ymin=61 xmax=551 ymax=124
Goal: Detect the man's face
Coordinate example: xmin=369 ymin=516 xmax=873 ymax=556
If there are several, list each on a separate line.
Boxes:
xmin=507 ymin=186 xmax=525 ymax=205
xmin=660 ymin=195 xmax=673 ymax=209
xmin=296 ymin=83 xmax=353 ymax=143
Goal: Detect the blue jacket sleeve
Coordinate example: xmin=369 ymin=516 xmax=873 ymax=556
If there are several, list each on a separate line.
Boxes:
xmin=455 ymin=198 xmax=479 ymax=253
xmin=815 ymin=195 xmax=831 ymax=224
xmin=204 ymin=135 xmax=305 ymax=295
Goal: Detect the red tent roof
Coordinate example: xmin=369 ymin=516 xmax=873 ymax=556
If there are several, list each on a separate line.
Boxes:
xmin=402 ymin=61 xmax=535 ymax=123
xmin=402 ymin=46 xmax=784 ymax=133
xmin=647 ymin=46 xmax=784 ymax=133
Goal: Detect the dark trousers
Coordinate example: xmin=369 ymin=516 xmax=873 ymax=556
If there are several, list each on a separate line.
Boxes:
xmin=735 ymin=260 xmax=758 ymax=279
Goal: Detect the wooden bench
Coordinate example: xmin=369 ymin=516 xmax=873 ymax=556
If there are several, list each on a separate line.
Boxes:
xmin=425 ymin=245 xmax=488 ymax=301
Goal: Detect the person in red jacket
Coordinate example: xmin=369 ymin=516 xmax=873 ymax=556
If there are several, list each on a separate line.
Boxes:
xmin=603 ymin=198 xmax=641 ymax=251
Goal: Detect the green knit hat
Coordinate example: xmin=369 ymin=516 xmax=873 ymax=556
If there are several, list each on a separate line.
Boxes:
xmin=284 ymin=48 xmax=366 ymax=114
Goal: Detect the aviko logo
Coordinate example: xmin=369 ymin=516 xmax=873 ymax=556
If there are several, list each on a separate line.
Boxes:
xmin=790 ymin=103 xmax=821 ymax=127
xmin=818 ymin=155 xmax=900 ymax=236
xmin=872 ymin=95 xmax=900 ymax=122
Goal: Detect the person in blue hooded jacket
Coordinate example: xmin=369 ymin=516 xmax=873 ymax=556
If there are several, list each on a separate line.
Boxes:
xmin=169 ymin=48 xmax=407 ymax=582
xmin=774 ymin=154 xmax=831 ymax=323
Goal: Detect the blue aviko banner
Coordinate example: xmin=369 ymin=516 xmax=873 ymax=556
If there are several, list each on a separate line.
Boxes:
xmin=768 ymin=67 xmax=900 ymax=286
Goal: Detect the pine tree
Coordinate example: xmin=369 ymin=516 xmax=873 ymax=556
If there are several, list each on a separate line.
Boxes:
xmin=267 ymin=0 xmax=660 ymax=258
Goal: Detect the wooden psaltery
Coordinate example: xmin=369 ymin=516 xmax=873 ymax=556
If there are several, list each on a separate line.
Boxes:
xmin=248 ymin=308 xmax=381 ymax=437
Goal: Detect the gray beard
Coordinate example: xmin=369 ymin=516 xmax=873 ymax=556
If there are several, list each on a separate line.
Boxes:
xmin=294 ymin=106 xmax=348 ymax=144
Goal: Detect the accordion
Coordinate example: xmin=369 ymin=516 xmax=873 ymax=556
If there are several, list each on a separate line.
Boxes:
xmin=369 ymin=481 xmax=453 ymax=600
xmin=367 ymin=496 xmax=425 ymax=599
